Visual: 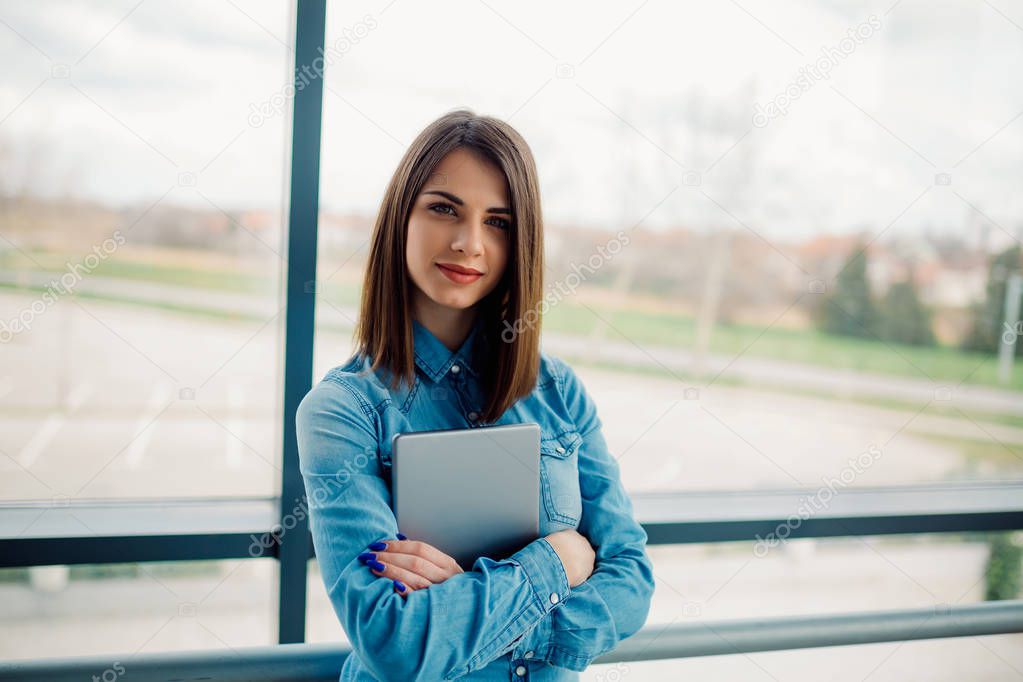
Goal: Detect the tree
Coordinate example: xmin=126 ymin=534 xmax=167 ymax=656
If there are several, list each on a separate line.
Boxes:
xmin=962 ymin=245 xmax=1023 ymax=357
xmin=876 ymin=278 xmax=936 ymax=346
xmin=985 ymin=532 xmax=1022 ymax=601
xmin=818 ymin=243 xmax=879 ymax=338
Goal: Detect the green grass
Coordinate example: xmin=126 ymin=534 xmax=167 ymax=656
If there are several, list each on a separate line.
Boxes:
xmin=0 ymin=249 xmax=362 ymax=306
xmin=0 ymin=250 xmax=273 ymax=295
xmin=541 ymin=301 xmax=1022 ymax=392
xmin=74 ymin=258 xmax=272 ymax=294
xmin=0 ymin=561 xmax=222 ymax=584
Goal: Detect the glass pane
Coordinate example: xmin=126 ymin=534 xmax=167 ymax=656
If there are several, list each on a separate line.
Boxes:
xmin=0 ymin=1 xmax=294 ymax=500
xmin=636 ymin=533 xmax=1023 ymax=678
xmin=307 ymin=557 xmax=346 ymax=645
xmin=0 ymin=559 xmax=275 ymax=660
xmin=644 ymin=534 xmax=1006 ymax=624
xmin=314 ymin=0 xmax=1023 ymax=490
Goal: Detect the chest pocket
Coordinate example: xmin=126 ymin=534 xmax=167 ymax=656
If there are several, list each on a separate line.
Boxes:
xmin=539 ymin=430 xmax=583 ymax=527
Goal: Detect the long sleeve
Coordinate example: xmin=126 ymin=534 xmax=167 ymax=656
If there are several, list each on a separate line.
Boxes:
xmin=296 ymin=376 xmax=572 ymax=681
xmin=519 ymin=358 xmax=656 ymax=671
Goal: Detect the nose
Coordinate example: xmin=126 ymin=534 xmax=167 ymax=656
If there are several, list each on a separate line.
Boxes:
xmin=450 ymin=213 xmax=485 ymax=257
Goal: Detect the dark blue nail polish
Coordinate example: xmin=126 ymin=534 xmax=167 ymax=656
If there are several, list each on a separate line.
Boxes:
xmin=357 ymin=552 xmax=376 ymax=563
xmin=396 ymin=533 xmax=407 ymax=541
xmin=368 ymin=541 xmax=387 ymax=551
xmin=393 ymin=579 xmax=407 ymax=593
xmin=368 ymin=560 xmax=386 ymax=572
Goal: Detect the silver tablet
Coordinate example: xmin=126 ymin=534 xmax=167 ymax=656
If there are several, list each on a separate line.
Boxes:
xmin=392 ymin=422 xmax=540 ymax=571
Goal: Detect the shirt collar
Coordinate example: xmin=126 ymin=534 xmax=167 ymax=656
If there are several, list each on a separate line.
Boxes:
xmin=412 ymin=316 xmax=487 ymax=383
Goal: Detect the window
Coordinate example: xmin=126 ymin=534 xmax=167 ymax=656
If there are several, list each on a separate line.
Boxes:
xmin=2 ymin=0 xmax=1020 ymax=669
xmin=1 ymin=0 xmax=294 ymax=500
xmin=0 ymin=559 xmax=275 ymax=661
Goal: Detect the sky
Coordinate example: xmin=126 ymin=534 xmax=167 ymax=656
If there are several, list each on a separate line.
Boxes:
xmin=0 ymin=0 xmax=1021 ymax=242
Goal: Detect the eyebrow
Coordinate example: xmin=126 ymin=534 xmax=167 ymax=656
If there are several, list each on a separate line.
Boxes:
xmin=422 ymin=190 xmax=511 ymax=215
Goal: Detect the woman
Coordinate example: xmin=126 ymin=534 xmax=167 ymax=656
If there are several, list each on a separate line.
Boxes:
xmin=296 ymin=109 xmax=655 ymax=681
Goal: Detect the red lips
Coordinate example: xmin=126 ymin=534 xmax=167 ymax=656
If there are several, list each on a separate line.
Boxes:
xmin=436 ymin=262 xmax=483 ymax=275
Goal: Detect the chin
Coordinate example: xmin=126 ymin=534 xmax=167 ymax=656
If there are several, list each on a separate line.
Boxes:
xmin=427 ymin=288 xmax=478 ymax=309
xmin=439 ymin=296 xmax=479 ymax=310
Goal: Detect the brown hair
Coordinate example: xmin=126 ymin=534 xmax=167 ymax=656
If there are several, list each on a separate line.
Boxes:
xmin=352 ymin=108 xmax=545 ymax=424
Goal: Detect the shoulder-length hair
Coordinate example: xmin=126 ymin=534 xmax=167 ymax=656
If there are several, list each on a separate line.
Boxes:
xmin=352 ymin=108 xmax=544 ymax=424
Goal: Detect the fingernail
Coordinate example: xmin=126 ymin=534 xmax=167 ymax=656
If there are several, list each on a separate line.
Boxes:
xmin=368 ymin=541 xmax=387 ymax=551
xmin=396 ymin=533 xmax=407 ymax=541
xmin=357 ymin=552 xmax=376 ymax=563
xmin=393 ymin=579 xmax=407 ymax=593
xmin=368 ymin=560 xmax=386 ymax=572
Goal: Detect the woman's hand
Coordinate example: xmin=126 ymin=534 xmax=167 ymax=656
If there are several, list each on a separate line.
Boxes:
xmin=358 ymin=534 xmax=464 ymax=597
xmin=544 ymin=529 xmax=596 ymax=587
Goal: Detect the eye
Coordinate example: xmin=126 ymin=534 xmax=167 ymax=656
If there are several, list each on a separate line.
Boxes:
xmin=427 ymin=201 xmax=511 ymax=230
xmin=427 ymin=202 xmax=457 ymax=216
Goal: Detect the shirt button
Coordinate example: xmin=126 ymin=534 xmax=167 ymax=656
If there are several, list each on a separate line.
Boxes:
xmin=555 ymin=445 xmax=565 ymax=453
xmin=468 ymin=411 xmax=479 ymax=421
xmin=450 ymin=364 xmax=460 ymax=374
xmin=524 ymin=651 xmax=534 ymax=659
xmin=515 ymin=665 xmax=527 ymax=676
xmin=549 ymin=592 xmax=559 ymax=604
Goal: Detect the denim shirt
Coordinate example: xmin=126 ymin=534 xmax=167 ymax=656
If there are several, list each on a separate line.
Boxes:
xmin=296 ymin=315 xmax=655 ymax=681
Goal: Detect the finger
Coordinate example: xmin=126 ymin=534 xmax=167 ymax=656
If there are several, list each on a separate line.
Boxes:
xmin=374 ymin=551 xmax=457 ymax=583
xmin=369 ymin=538 xmax=459 ymax=576
xmin=386 ymin=539 xmax=464 ymax=574
xmin=359 ymin=549 xmax=447 ymax=584
xmin=367 ymin=559 xmax=433 ymax=590
xmin=393 ymin=579 xmax=414 ymax=597
xmin=372 ymin=531 xmax=460 ymax=572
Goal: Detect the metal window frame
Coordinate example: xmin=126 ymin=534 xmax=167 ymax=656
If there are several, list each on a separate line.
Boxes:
xmin=3 ymin=481 xmax=1022 ymax=560
xmin=4 ymin=599 xmax=1023 ymax=680
xmin=2 ymin=0 xmax=1023 ymax=663
xmin=278 ymin=0 xmax=326 ymax=646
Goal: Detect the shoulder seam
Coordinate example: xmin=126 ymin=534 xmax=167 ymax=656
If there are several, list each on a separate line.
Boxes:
xmin=548 ymin=353 xmax=569 ymax=396
xmin=539 ymin=351 xmax=564 ymax=392
xmin=321 ymin=374 xmax=377 ymax=421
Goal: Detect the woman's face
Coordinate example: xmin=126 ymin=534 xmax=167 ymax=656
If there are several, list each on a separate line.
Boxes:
xmin=406 ymin=147 xmax=511 ymax=323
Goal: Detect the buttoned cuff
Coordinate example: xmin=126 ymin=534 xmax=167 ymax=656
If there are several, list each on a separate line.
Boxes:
xmin=510 ymin=537 xmax=571 ymax=614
